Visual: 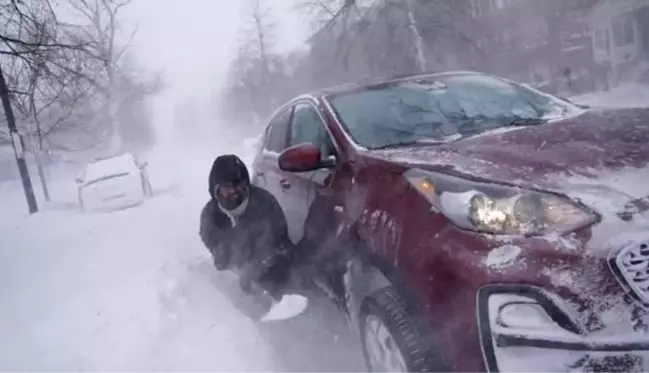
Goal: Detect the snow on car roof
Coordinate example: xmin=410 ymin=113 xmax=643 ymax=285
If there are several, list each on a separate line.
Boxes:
xmin=84 ymin=153 xmax=137 ymax=181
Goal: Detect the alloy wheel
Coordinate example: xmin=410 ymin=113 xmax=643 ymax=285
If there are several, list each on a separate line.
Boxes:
xmin=363 ymin=314 xmax=408 ymax=372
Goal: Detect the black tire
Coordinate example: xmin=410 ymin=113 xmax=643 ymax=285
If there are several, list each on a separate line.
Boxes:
xmin=360 ymin=287 xmax=448 ymax=372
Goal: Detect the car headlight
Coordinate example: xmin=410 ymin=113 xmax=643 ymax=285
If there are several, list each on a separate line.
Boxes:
xmin=404 ymin=169 xmax=597 ymax=236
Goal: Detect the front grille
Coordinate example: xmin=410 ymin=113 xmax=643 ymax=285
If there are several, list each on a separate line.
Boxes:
xmin=610 ymin=241 xmax=649 ymax=307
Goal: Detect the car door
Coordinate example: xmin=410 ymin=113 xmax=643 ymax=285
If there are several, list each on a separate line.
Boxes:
xmin=250 ymin=106 xmax=293 ymax=216
xmin=281 ymin=100 xmax=354 ymax=305
xmin=281 ymin=101 xmax=340 ymax=245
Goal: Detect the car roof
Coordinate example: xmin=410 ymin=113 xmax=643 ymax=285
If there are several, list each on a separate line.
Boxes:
xmin=308 ymin=70 xmax=484 ymax=98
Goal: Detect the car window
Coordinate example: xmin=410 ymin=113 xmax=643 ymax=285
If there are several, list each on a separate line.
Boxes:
xmin=288 ymin=102 xmax=335 ymax=158
xmin=265 ymin=108 xmax=292 ymax=153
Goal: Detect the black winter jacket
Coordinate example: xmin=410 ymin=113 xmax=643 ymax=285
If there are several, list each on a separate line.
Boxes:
xmin=199 ymin=186 xmax=293 ymax=293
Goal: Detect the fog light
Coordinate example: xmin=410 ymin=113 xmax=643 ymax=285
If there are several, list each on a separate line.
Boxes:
xmin=477 ymin=286 xmax=585 ymax=372
xmin=497 ymin=301 xmax=556 ymax=330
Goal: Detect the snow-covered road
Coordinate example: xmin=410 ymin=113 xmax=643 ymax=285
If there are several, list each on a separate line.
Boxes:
xmin=0 ymin=144 xmax=363 ymax=371
xmin=0 ymin=152 xmax=270 ymax=371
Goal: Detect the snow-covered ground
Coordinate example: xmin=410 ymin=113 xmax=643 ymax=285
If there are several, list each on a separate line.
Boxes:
xmin=0 ymin=144 xmax=269 ymax=371
xmin=0 ymin=139 xmax=363 ymax=371
xmin=570 ymin=83 xmax=649 ymax=109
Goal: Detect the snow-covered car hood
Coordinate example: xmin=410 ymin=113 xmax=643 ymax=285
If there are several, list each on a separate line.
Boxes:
xmin=372 ymin=107 xmax=649 ymax=252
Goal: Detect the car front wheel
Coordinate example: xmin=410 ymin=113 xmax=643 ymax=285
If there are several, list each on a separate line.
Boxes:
xmin=360 ymin=287 xmax=446 ymax=372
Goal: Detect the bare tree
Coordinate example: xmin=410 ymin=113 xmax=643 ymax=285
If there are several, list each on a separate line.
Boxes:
xmin=1 ymin=1 xmax=88 ymax=61
xmin=67 ymin=0 xmax=138 ymax=154
xmin=297 ymin=0 xmax=358 ymax=35
xmin=297 ymin=0 xmax=479 ymax=86
xmin=1 ymin=0 xmax=159 ymax=211
xmin=0 ymin=0 xmax=97 ymax=212
xmin=250 ymin=0 xmax=272 ymax=84
xmin=219 ymin=0 xmax=290 ymax=126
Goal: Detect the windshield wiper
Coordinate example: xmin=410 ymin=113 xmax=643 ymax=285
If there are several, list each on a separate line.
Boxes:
xmin=502 ymin=116 xmax=548 ymax=127
xmin=371 ymin=139 xmax=450 ymax=150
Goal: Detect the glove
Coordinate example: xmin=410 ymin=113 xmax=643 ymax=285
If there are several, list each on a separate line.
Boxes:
xmin=228 ymin=278 xmax=275 ymax=321
xmin=211 ymin=244 xmax=231 ymax=271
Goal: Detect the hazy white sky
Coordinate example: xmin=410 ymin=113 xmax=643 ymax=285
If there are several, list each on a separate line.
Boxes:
xmin=118 ymin=0 xmax=309 ymax=137
xmin=122 ymin=0 xmax=308 ymax=97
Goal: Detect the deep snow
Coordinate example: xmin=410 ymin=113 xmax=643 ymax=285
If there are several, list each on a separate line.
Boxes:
xmin=0 ymin=147 xmax=273 ymax=371
xmin=0 ymin=141 xmax=363 ymax=371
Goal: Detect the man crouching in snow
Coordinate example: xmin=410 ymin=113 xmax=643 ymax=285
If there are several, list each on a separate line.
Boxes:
xmin=199 ymin=154 xmax=307 ymax=322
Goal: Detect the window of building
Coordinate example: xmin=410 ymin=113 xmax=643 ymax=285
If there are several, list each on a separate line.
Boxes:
xmin=612 ymin=13 xmax=636 ymax=47
xmin=521 ymin=19 xmax=549 ymax=50
xmin=471 ymin=0 xmax=483 ymax=17
xmin=594 ymin=28 xmax=609 ymax=52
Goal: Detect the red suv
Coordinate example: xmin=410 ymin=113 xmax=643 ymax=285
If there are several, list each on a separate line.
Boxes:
xmin=250 ymin=71 xmax=649 ymax=372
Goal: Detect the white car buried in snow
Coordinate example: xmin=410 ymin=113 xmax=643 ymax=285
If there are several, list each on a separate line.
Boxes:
xmin=76 ymin=153 xmax=152 ymax=212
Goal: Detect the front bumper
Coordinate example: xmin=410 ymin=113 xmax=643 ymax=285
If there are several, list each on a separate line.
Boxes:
xmin=477 ymin=284 xmax=649 ymax=372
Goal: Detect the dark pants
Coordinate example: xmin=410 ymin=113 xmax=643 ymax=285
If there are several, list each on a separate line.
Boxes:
xmin=250 ymin=255 xmax=293 ymax=300
xmin=213 ymin=236 xmax=332 ymax=321
xmin=219 ymin=275 xmax=275 ymax=321
xmin=210 ymin=239 xmax=297 ymax=295
xmin=218 ymin=246 xmax=300 ymax=321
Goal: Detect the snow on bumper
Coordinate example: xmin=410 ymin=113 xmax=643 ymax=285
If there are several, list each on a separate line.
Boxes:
xmin=477 ymin=284 xmax=649 ymax=373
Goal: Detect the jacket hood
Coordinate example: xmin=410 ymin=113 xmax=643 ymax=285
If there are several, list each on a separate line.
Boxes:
xmin=208 ymin=154 xmax=250 ymax=199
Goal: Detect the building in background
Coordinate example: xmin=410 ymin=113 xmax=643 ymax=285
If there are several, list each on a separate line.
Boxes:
xmin=590 ymin=0 xmax=649 ymax=87
xmin=301 ymin=0 xmax=649 ymax=99
xmin=455 ymin=0 xmax=603 ymax=95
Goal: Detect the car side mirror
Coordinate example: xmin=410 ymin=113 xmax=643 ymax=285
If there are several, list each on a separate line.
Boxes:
xmin=75 ymin=178 xmax=84 ymax=184
xmin=278 ymin=143 xmax=335 ymax=173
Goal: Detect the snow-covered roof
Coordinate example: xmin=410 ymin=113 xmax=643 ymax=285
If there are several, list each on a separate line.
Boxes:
xmin=83 ymin=153 xmax=138 ymax=181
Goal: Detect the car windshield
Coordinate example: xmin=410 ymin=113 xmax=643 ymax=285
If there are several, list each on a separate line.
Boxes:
xmin=327 ymin=73 xmax=577 ymax=149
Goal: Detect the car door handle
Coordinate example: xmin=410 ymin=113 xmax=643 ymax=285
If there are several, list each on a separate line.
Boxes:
xmin=280 ymin=179 xmax=291 ymax=190
xmin=256 ymin=171 xmax=265 ymax=177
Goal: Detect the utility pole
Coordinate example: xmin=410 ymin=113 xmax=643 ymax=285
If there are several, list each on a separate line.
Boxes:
xmin=0 ymin=64 xmax=38 ymax=214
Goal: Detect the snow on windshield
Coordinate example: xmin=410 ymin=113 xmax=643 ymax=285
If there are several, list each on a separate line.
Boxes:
xmin=84 ymin=153 xmax=138 ymax=181
xmin=328 ymin=73 xmax=573 ymax=150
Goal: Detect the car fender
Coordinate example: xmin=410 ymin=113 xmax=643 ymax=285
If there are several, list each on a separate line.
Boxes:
xmin=342 ymin=235 xmax=424 ymax=332
xmin=343 ymin=252 xmax=390 ymax=330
